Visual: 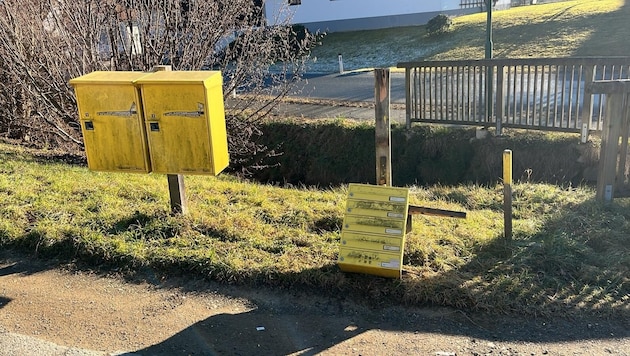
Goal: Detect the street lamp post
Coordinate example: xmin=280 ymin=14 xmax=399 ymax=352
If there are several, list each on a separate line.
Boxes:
xmin=485 ymin=0 xmax=493 ymax=60
xmin=485 ymin=0 xmax=494 ymax=123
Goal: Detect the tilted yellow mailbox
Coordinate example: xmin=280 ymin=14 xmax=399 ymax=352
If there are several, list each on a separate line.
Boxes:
xmin=134 ymin=71 xmax=229 ymax=175
xmin=338 ymin=183 xmax=410 ymax=279
xmin=69 ymin=71 xmax=152 ymax=173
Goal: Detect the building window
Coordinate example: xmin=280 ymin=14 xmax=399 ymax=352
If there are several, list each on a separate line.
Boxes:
xmin=460 ymin=0 xmax=484 ymax=8
xmin=288 ymin=0 xmax=301 ymax=5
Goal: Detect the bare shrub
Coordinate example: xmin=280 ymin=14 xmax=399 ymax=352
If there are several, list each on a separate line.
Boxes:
xmin=0 ymin=0 xmax=317 ymax=171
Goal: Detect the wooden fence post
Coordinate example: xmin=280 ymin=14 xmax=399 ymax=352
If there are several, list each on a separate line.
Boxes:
xmin=596 ymin=93 xmax=624 ymax=203
xmin=151 ymin=65 xmax=188 ymax=215
xmin=375 ymin=68 xmax=392 ymax=186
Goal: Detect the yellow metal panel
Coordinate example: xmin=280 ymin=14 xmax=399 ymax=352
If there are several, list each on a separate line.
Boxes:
xmin=340 ymin=231 xmax=403 ymax=252
xmin=343 ymin=215 xmax=405 ymax=237
xmin=136 ymin=71 xmax=229 ymax=175
xmin=338 ymin=183 xmax=409 ymax=279
xmin=338 ymin=248 xmax=403 ymax=278
xmin=345 ymin=200 xmax=407 ymax=219
xmin=348 ymin=184 xmax=409 ymax=204
xmin=69 ymin=71 xmax=151 ymax=173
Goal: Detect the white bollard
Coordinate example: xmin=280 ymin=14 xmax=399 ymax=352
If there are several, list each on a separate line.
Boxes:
xmin=338 ymin=53 xmax=344 ymax=73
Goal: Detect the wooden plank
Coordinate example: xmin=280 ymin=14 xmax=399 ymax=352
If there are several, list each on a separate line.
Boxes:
xmin=587 ymin=80 xmax=630 ymax=94
xmin=408 ymin=205 xmax=466 ymax=219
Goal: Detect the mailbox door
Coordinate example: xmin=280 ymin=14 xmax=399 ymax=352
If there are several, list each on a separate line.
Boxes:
xmin=141 ymin=82 xmax=214 ymax=174
xmin=137 ymin=71 xmax=229 ymax=176
xmin=73 ymin=81 xmax=150 ymax=173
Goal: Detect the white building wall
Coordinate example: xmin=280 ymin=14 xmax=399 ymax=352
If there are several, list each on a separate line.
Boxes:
xmin=265 ymin=0 xmax=512 ymax=32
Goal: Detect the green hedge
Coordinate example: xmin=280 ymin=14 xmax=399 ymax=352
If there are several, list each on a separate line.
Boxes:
xmin=252 ymin=120 xmax=599 ymax=187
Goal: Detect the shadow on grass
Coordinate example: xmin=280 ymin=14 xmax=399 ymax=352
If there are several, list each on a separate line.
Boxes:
xmin=129 ymin=198 xmax=629 ymax=355
xmin=1 ymin=193 xmax=629 ymax=354
xmin=0 ymin=146 xmax=86 ymax=168
xmin=465 ymin=1 xmax=630 ymax=58
xmin=572 ymin=1 xmax=630 ymax=57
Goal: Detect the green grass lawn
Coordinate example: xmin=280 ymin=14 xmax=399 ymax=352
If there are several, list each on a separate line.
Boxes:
xmin=1 ymin=142 xmax=628 ymax=317
xmin=308 ymin=0 xmax=629 ymax=72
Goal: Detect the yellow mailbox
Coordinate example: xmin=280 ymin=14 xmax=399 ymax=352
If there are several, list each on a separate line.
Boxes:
xmin=69 ymin=71 xmax=152 ymax=173
xmin=338 ymin=183 xmax=410 ymax=279
xmin=134 ymin=71 xmax=229 ymax=175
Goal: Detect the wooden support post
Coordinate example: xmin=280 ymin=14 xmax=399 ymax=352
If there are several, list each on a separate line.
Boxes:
xmin=495 ymin=65 xmax=505 ymax=136
xmin=151 ymin=65 xmax=188 ymax=215
xmin=405 ymin=67 xmax=412 ymax=130
xmin=616 ymin=93 xmax=630 ymax=191
xmin=503 ymin=149 xmax=513 ymax=241
xmin=375 ymin=68 xmax=392 ymax=186
xmin=596 ymin=93 xmax=624 ymax=203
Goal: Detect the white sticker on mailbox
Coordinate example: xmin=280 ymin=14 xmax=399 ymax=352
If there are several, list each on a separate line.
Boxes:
xmin=381 ymin=260 xmax=400 ymax=268
xmin=389 ymin=196 xmax=406 ymax=202
xmin=383 ymin=245 xmax=400 ymax=251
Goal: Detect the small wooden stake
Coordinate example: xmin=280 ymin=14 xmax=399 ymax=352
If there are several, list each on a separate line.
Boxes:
xmin=503 ymin=149 xmax=513 ymax=241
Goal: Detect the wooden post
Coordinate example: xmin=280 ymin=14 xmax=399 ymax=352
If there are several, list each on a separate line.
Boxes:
xmin=616 ymin=93 xmax=630 ymax=190
xmin=580 ymin=65 xmax=595 ymax=143
xmin=596 ymin=93 xmax=624 ymax=203
xmin=495 ymin=65 xmax=505 ymax=136
xmin=503 ymin=149 xmax=513 ymax=241
xmin=151 ymin=65 xmax=188 ymax=215
xmin=375 ymin=68 xmax=392 ymax=186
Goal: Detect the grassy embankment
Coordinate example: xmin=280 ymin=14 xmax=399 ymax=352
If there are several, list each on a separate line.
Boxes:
xmin=1 ymin=0 xmax=629 ymax=316
xmin=309 ymin=0 xmax=629 ymax=70
xmin=1 ymin=142 xmax=629 ymax=317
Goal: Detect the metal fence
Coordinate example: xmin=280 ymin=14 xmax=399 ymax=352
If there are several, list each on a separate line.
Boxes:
xmin=397 ymin=57 xmax=630 ymax=140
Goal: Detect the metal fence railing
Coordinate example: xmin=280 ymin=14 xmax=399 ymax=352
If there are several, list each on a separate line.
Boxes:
xmin=397 ymin=57 xmax=630 ymax=141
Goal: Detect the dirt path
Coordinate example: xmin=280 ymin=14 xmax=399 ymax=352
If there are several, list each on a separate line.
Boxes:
xmin=0 ymin=250 xmax=629 ymax=356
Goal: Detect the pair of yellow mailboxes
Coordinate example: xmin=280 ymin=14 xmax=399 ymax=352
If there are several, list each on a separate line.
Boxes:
xmin=70 ymin=71 xmax=229 ymax=175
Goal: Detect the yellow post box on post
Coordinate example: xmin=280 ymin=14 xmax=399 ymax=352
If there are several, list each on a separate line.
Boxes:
xmin=134 ymin=71 xmax=229 ymax=176
xmin=69 ymin=71 xmax=152 ymax=173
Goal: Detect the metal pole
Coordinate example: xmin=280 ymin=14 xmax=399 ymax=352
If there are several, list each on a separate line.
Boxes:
xmin=485 ymin=0 xmax=494 ymax=124
xmin=485 ymin=0 xmax=493 ymax=60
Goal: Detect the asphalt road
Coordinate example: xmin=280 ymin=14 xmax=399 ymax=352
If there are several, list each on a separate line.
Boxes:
xmin=269 ymin=70 xmax=408 ymax=123
xmin=293 ymin=70 xmax=407 ymax=103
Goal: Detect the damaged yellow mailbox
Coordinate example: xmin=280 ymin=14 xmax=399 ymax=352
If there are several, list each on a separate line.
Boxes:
xmin=135 ymin=71 xmax=229 ymax=175
xmin=69 ymin=71 xmax=152 ymax=173
xmin=338 ymin=183 xmax=410 ymax=279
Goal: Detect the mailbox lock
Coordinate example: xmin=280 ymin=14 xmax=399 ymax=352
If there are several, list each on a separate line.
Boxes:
xmin=149 ymin=122 xmax=160 ymax=132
